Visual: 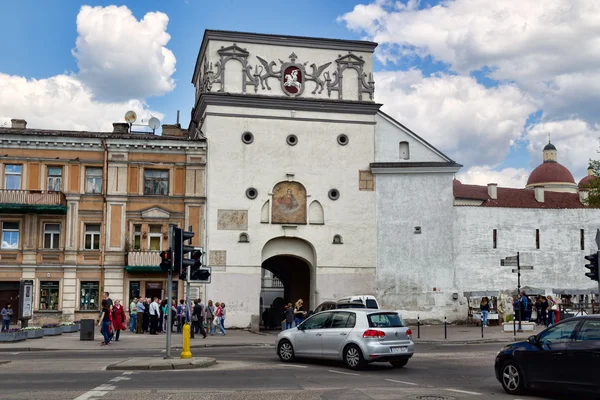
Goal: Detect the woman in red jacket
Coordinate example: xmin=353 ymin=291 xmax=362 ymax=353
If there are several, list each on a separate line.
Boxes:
xmin=112 ymin=299 xmax=127 ymax=341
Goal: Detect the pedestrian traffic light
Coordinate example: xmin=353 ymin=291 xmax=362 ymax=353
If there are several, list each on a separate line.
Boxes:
xmin=159 ymin=249 xmax=172 ymax=272
xmin=584 ymin=253 xmax=599 ymax=281
xmin=174 ymin=227 xmax=195 ymax=280
xmin=189 ymin=248 xmax=211 ymax=282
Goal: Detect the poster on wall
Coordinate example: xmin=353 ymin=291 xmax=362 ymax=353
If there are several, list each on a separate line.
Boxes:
xmin=19 ymin=279 xmax=33 ymax=319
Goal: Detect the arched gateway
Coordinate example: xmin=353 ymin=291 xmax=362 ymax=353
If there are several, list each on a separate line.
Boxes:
xmin=259 ymin=237 xmax=316 ymax=330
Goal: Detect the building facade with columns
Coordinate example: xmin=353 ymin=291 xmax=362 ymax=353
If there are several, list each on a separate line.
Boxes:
xmin=0 ymin=120 xmax=206 ymax=325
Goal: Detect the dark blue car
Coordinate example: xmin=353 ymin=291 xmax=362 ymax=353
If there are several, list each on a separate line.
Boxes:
xmin=494 ymin=315 xmax=600 ymax=396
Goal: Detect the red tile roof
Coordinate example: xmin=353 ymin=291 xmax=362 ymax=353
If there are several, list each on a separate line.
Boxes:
xmin=526 ymin=162 xmax=575 ymax=185
xmin=453 ymin=180 xmax=584 ymax=209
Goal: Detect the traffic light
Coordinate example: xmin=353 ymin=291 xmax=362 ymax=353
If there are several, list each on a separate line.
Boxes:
xmin=189 ymin=248 xmax=211 ymax=282
xmin=584 ymin=253 xmax=599 ymax=281
xmin=159 ymin=249 xmax=172 ymax=272
xmin=174 ymin=227 xmax=195 ymax=280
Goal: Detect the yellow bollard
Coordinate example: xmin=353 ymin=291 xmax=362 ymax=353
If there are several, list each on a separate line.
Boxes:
xmin=180 ymin=323 xmax=192 ymax=359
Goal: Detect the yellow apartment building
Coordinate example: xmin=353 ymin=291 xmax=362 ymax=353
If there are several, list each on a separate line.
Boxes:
xmin=0 ymin=119 xmax=206 ymax=325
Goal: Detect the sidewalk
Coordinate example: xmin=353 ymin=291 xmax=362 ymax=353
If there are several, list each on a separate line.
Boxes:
xmin=0 ymin=328 xmax=276 ymax=352
xmin=0 ymin=324 xmax=536 ymax=352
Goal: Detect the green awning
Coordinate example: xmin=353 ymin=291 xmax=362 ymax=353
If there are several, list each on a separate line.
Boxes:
xmin=0 ymin=204 xmax=67 ymax=215
xmin=125 ymin=265 xmax=162 ymax=273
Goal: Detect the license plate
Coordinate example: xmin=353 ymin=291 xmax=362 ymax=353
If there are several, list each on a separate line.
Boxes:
xmin=390 ymin=346 xmax=408 ymax=353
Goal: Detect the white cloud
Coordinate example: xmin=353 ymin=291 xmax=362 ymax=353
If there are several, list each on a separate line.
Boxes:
xmin=375 ymin=70 xmax=537 ymax=166
xmin=0 ymin=5 xmax=173 ymax=132
xmin=0 ymin=73 xmax=162 ymax=132
xmin=457 ymin=166 xmax=530 ymax=188
xmin=526 ymin=119 xmax=600 ymax=181
xmin=73 ymin=5 xmax=176 ymax=101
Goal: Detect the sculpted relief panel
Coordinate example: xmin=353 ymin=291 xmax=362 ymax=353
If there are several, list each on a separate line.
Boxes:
xmin=271 ymin=181 xmax=307 ymax=224
xmin=201 ymin=46 xmax=374 ymax=101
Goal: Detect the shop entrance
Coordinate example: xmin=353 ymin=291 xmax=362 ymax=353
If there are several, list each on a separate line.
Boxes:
xmin=145 ymin=282 xmax=164 ymax=301
xmin=0 ymin=281 xmax=19 ymax=324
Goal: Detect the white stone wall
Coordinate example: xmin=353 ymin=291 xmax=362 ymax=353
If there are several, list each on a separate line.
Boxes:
xmin=204 ymin=105 xmax=377 ymax=327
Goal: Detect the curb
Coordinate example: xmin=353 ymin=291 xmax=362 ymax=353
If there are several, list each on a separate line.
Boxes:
xmin=414 ymin=338 xmax=527 ymax=345
xmin=0 ymin=343 xmax=274 ymax=352
xmin=106 ymin=357 xmax=217 ymax=371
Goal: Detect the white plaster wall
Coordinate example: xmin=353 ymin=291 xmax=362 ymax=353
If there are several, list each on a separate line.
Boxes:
xmin=375 ymin=113 xmax=448 ymax=163
xmin=204 ymin=106 xmax=377 ymax=327
xmin=376 ymin=173 xmax=459 ymax=323
xmin=454 ymin=207 xmax=600 ymax=296
xmin=203 ymin=40 xmax=373 ymax=101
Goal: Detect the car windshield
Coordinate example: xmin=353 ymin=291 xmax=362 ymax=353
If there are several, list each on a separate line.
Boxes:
xmin=365 ymin=299 xmax=378 ymax=309
xmin=367 ymin=312 xmax=405 ymax=328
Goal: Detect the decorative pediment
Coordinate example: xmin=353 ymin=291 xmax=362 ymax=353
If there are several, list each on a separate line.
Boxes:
xmin=335 ymin=53 xmax=365 ymax=66
xmin=217 ymin=44 xmax=250 ymax=58
xmin=141 ymin=207 xmax=171 ymax=220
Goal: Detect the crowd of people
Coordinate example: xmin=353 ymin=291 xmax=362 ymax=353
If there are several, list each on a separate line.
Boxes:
xmin=96 ymin=292 xmax=228 ymax=346
xmin=510 ymin=292 xmax=561 ymax=326
xmin=262 ymin=298 xmax=308 ymax=330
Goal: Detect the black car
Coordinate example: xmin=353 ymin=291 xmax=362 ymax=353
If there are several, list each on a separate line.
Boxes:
xmin=494 ymin=315 xmax=600 ymax=396
xmin=313 ymin=300 xmax=366 ymax=313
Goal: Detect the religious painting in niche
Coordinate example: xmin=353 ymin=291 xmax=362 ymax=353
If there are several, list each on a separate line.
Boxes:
xmin=272 ymin=181 xmax=307 ymax=224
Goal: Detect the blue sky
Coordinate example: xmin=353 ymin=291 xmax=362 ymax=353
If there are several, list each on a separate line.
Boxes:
xmin=0 ymin=0 xmax=597 ymax=187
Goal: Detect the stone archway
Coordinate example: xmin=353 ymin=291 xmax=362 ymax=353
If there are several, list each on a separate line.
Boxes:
xmin=259 ymin=237 xmax=316 ymax=330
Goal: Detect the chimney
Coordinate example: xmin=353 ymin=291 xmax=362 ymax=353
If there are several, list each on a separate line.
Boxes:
xmin=535 ymin=187 xmax=545 ymax=203
xmin=11 ymin=119 xmax=27 ymax=129
xmin=112 ymin=123 xmax=129 ymax=134
xmin=487 ymin=183 xmax=498 ymax=200
xmin=162 ymin=123 xmax=185 ymax=137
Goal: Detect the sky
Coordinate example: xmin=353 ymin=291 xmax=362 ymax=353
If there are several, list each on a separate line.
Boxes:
xmin=0 ymin=0 xmax=598 ymax=187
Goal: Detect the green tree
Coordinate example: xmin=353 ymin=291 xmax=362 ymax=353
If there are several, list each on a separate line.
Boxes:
xmin=582 ymin=160 xmax=600 ymax=207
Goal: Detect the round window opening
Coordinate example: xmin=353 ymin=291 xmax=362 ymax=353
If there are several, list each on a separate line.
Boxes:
xmin=242 ymin=132 xmax=254 ymax=144
xmin=328 ymin=189 xmax=340 ymax=200
xmin=246 ymin=187 xmax=258 ymax=199
xmin=286 ymin=134 xmax=298 ymax=146
xmin=337 ymin=134 xmax=349 ymax=146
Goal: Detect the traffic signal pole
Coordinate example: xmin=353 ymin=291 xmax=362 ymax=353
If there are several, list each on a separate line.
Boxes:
xmin=517 ymin=252 xmax=522 ymax=332
xmin=165 ymin=224 xmax=175 ymax=359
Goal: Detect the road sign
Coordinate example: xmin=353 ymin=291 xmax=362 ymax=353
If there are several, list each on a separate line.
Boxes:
xmin=596 ymin=229 xmax=600 ymax=248
xmin=501 ymin=259 xmax=518 ymax=266
xmin=505 ymin=256 xmax=518 ymax=261
xmin=520 ymin=266 xmax=534 ymax=270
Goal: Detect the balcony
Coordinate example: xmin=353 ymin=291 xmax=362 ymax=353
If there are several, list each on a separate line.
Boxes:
xmin=262 ymin=276 xmax=284 ymax=289
xmin=125 ymin=251 xmax=162 ymax=273
xmin=0 ymin=190 xmax=67 ymax=214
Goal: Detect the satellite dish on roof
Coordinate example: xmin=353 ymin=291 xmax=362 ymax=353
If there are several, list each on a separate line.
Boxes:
xmin=124 ymin=110 xmax=137 ymax=124
xmin=148 ymin=117 xmax=160 ymax=130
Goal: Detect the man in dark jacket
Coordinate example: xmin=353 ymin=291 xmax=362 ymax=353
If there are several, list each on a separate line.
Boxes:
xmin=193 ymin=299 xmax=207 ymax=339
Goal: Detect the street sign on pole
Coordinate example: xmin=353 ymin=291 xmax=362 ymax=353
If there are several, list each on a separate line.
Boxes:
xmin=520 ymin=266 xmax=534 ymax=270
xmin=596 ymin=230 xmax=600 ymax=303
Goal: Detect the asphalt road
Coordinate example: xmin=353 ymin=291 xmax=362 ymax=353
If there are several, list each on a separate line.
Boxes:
xmin=0 ymin=343 xmax=592 ymax=400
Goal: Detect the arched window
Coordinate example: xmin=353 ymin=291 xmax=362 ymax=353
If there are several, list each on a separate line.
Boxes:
xmin=239 ymin=233 xmax=249 ymax=243
xmin=399 ymin=141 xmax=410 ymax=160
xmin=333 ymin=234 xmax=343 ymax=244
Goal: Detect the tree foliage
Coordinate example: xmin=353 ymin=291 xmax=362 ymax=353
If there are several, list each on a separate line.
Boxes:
xmin=582 ymin=160 xmax=600 ymax=207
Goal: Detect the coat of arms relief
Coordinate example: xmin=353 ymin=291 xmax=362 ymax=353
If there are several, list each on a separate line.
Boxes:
xmin=200 ymin=44 xmax=375 ymax=100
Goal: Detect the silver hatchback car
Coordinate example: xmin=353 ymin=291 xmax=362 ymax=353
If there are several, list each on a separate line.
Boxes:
xmin=276 ymin=309 xmax=414 ymax=370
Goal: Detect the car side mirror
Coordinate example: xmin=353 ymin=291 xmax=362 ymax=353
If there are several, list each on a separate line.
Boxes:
xmin=527 ymin=335 xmax=538 ymax=345
xmin=297 ymin=325 xmax=304 ymax=330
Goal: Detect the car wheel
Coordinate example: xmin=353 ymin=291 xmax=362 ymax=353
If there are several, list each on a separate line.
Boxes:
xmin=344 ymin=344 xmax=365 ymax=370
xmin=390 ymin=359 xmax=408 ymax=368
xmin=277 ymin=340 xmax=295 ymax=362
xmin=501 ymin=361 xmax=525 ymax=395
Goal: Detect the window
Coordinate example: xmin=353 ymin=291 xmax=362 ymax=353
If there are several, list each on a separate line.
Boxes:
xmin=581 ymin=229 xmax=585 ymax=251
xmin=85 ymin=167 xmax=102 ymax=194
xmin=1 ymin=222 xmax=19 ymax=249
xmin=300 ymin=312 xmax=330 ymax=330
xmin=144 ymin=170 xmax=169 ymax=195
xmin=39 ymin=281 xmax=59 ymax=310
xmin=327 ymin=312 xmax=353 ymax=328
xmin=4 ymin=164 xmax=22 ymax=190
xmin=493 ymin=229 xmax=497 ymax=249
xmin=368 ymin=312 xmax=405 ymax=328
xmin=576 ymin=320 xmax=600 ymax=341
xmin=399 ymin=141 xmax=410 ymax=160
xmin=365 ymin=299 xmax=379 ymax=309
xmin=539 ymin=319 xmax=580 ymax=344
xmin=133 ymin=224 xmax=142 ymax=250
xmin=47 ymin=167 xmax=63 ymax=191
xmin=148 ymin=225 xmax=162 ymax=251
xmin=43 ymin=223 xmax=60 ymax=249
xmin=79 ymin=281 xmax=99 ymax=310
xmin=84 ymin=224 xmax=101 ymax=250
xmin=536 ymin=229 xmax=540 ymax=249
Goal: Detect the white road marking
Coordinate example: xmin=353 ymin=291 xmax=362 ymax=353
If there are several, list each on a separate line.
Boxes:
xmin=444 ymin=388 xmax=482 ymax=396
xmin=9 ymin=352 xmax=19 ymax=355
xmin=328 ymin=369 xmax=360 ymax=376
xmin=161 ymin=349 xmax=166 ymax=353
xmin=279 ymin=363 xmax=308 ymax=368
xmin=122 ymin=371 xmax=135 ymax=375
xmin=73 ymin=390 xmax=110 ymax=400
xmin=385 ymin=379 xmax=418 ymax=386
xmin=74 ymin=374 xmax=129 ymax=399
xmin=109 ymin=376 xmax=131 ymax=382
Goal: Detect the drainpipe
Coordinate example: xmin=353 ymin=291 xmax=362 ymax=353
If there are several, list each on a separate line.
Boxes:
xmin=100 ymin=139 xmax=108 ymax=293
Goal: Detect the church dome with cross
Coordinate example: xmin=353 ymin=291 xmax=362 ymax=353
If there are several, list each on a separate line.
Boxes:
xmin=526 ymin=141 xmax=577 ymax=193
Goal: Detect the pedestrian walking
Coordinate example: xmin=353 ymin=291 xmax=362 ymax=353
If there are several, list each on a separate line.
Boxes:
xmin=294 ymin=299 xmax=306 ymax=327
xmin=285 ymin=303 xmax=294 ymax=330
xmin=1 ymin=303 xmax=13 ymax=332
xmin=193 ymin=299 xmax=207 ymax=338
xmin=170 ymin=300 xmax=177 ymax=332
xmin=129 ymin=297 xmax=138 ymax=332
xmin=161 ymin=299 xmax=169 ymax=332
xmin=143 ymin=298 xmax=150 ymax=333
xmin=102 ymin=292 xmax=113 ymax=310
xmin=220 ymin=303 xmax=227 ymax=335
xmin=480 ymin=297 xmax=490 ymax=327
xmin=540 ymin=296 xmax=548 ymax=326
xmin=211 ymin=302 xmax=224 ymax=335
xmin=98 ymin=299 xmax=112 ymax=346
xmin=112 ymin=299 xmax=126 ymax=341
xmin=206 ymin=300 xmax=215 ymax=334
xmin=136 ymin=297 xmax=145 ymax=334
xmin=547 ymin=295 xmax=556 ymax=326
xmin=149 ymin=297 xmax=160 ymax=334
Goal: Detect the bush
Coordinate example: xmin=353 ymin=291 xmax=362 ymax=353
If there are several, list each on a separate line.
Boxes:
xmin=59 ymin=322 xmax=75 ymax=326
xmin=42 ymin=323 xmax=59 ymax=328
xmin=22 ymin=326 xmax=42 ymax=331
